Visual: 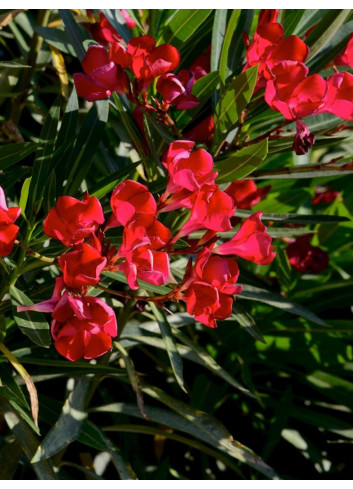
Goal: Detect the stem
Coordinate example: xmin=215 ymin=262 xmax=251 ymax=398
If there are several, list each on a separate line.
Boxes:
xmin=14 ymin=240 xmax=56 ymax=264
xmin=240 ymin=119 xmax=291 ymax=148
xmin=251 ymin=161 xmax=353 ymax=179
xmin=96 ymin=284 xmax=180 ymax=303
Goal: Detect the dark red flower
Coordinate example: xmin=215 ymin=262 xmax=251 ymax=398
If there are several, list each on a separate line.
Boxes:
xmin=312 ymin=188 xmax=340 ymax=205
xmin=73 ymin=45 xmax=129 ymax=101
xmin=156 ymin=72 xmax=199 ymax=110
xmin=293 ymin=120 xmax=315 ymax=155
xmin=43 ymin=194 xmax=104 ymax=248
xmin=0 ymin=186 xmax=21 ymax=257
xmin=225 ymin=180 xmax=271 ymax=209
xmin=59 ymin=243 xmax=107 ymax=288
xmin=286 ymin=235 xmax=329 ymax=274
xmin=184 ymin=115 xmax=214 ymax=145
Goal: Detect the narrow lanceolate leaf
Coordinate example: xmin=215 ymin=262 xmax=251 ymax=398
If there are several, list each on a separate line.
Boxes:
xmin=215 ymin=139 xmax=268 ymax=183
xmin=78 ymin=421 xmax=138 ymax=480
xmin=160 ymin=9 xmax=213 ymax=48
xmin=0 ymin=342 xmax=39 ymax=427
xmin=211 ymin=10 xmax=227 ymax=72
xmin=0 ymin=142 xmax=38 ymax=171
xmin=219 ymin=9 xmax=241 ymax=85
xmin=0 ymin=396 xmax=57 ymax=480
xmin=103 ymin=270 xmax=171 ymax=295
xmin=28 ymin=97 xmax=60 ymax=216
xmin=235 ymin=209 xmax=350 ymax=224
xmin=60 ymin=10 xmax=88 ymax=61
xmin=142 ymin=384 xmax=278 ymax=479
xmin=31 ymin=376 xmax=91 ymax=462
xmin=91 ymin=161 xmax=141 ymax=199
xmin=306 ymin=9 xmax=351 ymax=61
xmin=230 ymin=301 xmax=266 ymax=344
xmin=0 ymin=60 xmax=30 ymax=68
xmin=215 ymin=65 xmax=258 ymax=135
xmin=102 ymin=9 xmax=132 ymax=44
xmin=239 ymin=284 xmax=328 ymax=327
xmin=10 ymin=286 xmax=51 ymax=348
xmin=19 ymin=177 xmax=31 ymax=218
xmin=149 ymin=302 xmax=187 ymax=393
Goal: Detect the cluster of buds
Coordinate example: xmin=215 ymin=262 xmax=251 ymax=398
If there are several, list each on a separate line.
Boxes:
xmin=3 ymin=140 xmax=275 ymax=362
xmin=245 ymin=9 xmax=353 ymax=154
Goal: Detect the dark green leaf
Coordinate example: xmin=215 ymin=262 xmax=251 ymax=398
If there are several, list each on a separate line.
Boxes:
xmin=235 ymin=209 xmax=350 ymax=224
xmin=10 ymin=286 xmax=51 ymax=348
xmin=211 ymin=10 xmax=227 ymax=71
xmin=230 ymin=301 xmax=266 ymax=343
xmin=219 ymin=9 xmax=241 ymax=84
xmin=102 ymin=9 xmax=132 ymax=44
xmin=160 ymin=9 xmax=213 ymax=48
xmin=215 ymin=139 xmax=268 ymax=182
xmin=0 ymin=142 xmax=38 ymax=171
xmin=103 ymin=270 xmax=172 ymax=295
xmin=60 ymin=10 xmax=88 ymax=61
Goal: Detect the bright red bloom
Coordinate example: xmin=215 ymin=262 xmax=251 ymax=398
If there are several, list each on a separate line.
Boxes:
xmin=156 ymin=72 xmax=199 ymax=110
xmin=293 ymin=120 xmax=315 ymax=155
xmin=159 ymin=141 xmax=217 ymax=212
xmin=184 ymin=115 xmax=214 ymax=145
xmin=225 ymin=180 xmax=271 ymax=209
xmin=312 ymin=188 xmax=340 ymax=205
xmin=43 ymin=194 xmax=104 ymax=248
xmin=174 ymin=185 xmax=235 ymax=240
xmin=119 ymin=248 xmax=170 ymax=290
xmin=213 ymin=211 xmax=276 ymax=265
xmin=183 ymin=282 xmax=233 ymax=328
xmin=59 ymin=243 xmax=107 ymax=288
xmin=265 ymin=61 xmax=327 ymax=120
xmin=108 ymin=180 xmax=157 ymax=228
xmin=51 ymin=294 xmax=117 ymax=362
xmin=335 ymin=34 xmax=353 ymax=69
xmin=258 ymin=9 xmax=280 ymax=25
xmin=0 ymin=186 xmax=21 ymax=257
xmin=86 ymin=11 xmax=136 ymax=46
xmin=286 ymin=235 xmax=329 ymax=274
xmin=320 ymin=72 xmax=353 ymax=120
xmin=73 ymin=45 xmax=129 ymax=101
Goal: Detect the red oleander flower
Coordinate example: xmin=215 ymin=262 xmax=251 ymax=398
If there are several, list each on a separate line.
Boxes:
xmin=312 ymin=188 xmax=340 ymax=205
xmin=156 ymin=72 xmax=199 ymax=109
xmin=213 ymin=211 xmax=276 ymax=265
xmin=0 ymin=186 xmax=21 ymax=257
xmin=59 ymin=243 xmax=107 ymax=288
xmin=265 ymin=61 xmax=327 ymax=120
xmin=184 ymin=115 xmax=214 ymax=145
xmin=108 ymin=180 xmax=157 ymax=228
xmin=73 ymin=45 xmax=129 ymax=101
xmin=119 ymin=248 xmax=170 ymax=290
xmin=293 ymin=120 xmax=315 ymax=155
xmin=159 ymin=141 xmax=217 ymax=212
xmin=320 ymin=72 xmax=353 ymax=121
xmin=286 ymin=235 xmax=329 ymax=274
xmin=225 ymin=180 xmax=271 ymax=209
xmin=51 ymin=294 xmax=117 ymax=361
xmin=43 ymin=194 xmax=105 ymax=248
xmin=188 ymin=45 xmax=211 ymax=80
xmin=258 ymin=9 xmax=280 ymax=25
xmin=183 ymin=282 xmax=234 ymax=328
xmin=174 ymin=185 xmax=235 ymax=241
xmin=85 ymin=11 xmax=136 ymax=46
xmin=119 ymin=214 xmax=171 ymax=256
xmin=335 ymin=34 xmax=353 ymax=69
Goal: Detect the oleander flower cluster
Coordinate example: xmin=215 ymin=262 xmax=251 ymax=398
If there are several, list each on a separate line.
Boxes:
xmin=6 ymin=141 xmax=275 ymax=362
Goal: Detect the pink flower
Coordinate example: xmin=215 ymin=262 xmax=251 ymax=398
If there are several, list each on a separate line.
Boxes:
xmin=73 ymin=45 xmax=129 ymax=101
xmin=59 ymin=243 xmax=107 ymax=288
xmin=213 ymin=211 xmax=276 ymax=265
xmin=320 ymin=72 xmax=353 ymax=120
xmin=119 ymin=248 xmax=170 ymax=290
xmin=51 ymin=294 xmax=117 ymax=362
xmin=286 ymin=235 xmax=329 ymax=274
xmin=0 ymin=186 xmax=21 ymax=257
xmin=156 ymin=72 xmax=199 ymax=110
xmin=43 ymin=194 xmax=104 ymax=248
xmin=225 ymin=180 xmax=271 ymax=209
xmin=108 ymin=180 xmax=157 ymax=228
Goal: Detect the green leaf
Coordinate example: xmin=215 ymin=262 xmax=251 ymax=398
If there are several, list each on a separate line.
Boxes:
xmin=64 ymin=99 xmax=109 ymax=196
xmin=0 ymin=142 xmax=38 ymax=171
xmin=31 ymin=376 xmax=91 ymax=462
xmin=228 ymin=10 xmax=254 ymax=74
xmin=230 ymin=301 xmax=266 ymax=343
xmin=149 ymin=302 xmax=187 ymax=393
xmin=215 ymin=139 xmax=268 ymax=183
xmin=306 ymin=9 xmax=351 ymax=61
xmin=90 ymin=162 xmax=141 ymax=199
xmin=0 ymin=60 xmax=30 ymax=68
xmin=215 ymin=65 xmax=258 ymax=135
xmin=28 ymin=97 xmax=60 ymax=216
xmin=219 ymin=9 xmax=241 ymax=85
xmin=235 ymin=209 xmax=350 ymax=224
xmin=239 ymin=284 xmax=328 ymax=327
xmin=0 ymin=365 xmax=30 ymax=411
xmin=160 ymin=9 xmax=213 ymax=48
xmin=211 ymin=10 xmax=227 ymax=71
xmin=103 ymin=270 xmax=172 ymax=295
xmin=19 ymin=177 xmax=31 ymax=218
xmin=10 ymin=286 xmax=51 ymax=348
xmin=60 ymin=10 xmax=88 ymax=61
xmin=0 ymin=396 xmax=57 ymax=480
xmin=35 ymin=26 xmax=76 ymax=56
xmin=102 ymin=9 xmax=132 ymax=44
xmin=55 ymin=87 xmax=78 ymax=149
xmin=282 ymin=10 xmax=306 ymax=36
xmin=78 ymin=421 xmax=138 ymax=479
